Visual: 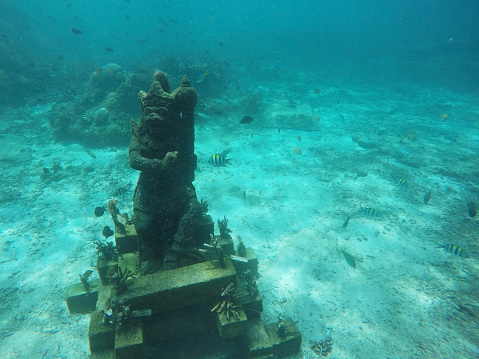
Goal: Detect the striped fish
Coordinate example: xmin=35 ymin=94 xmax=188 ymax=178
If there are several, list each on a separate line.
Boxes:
xmin=395 ymin=177 xmax=407 ymax=186
xmin=439 ymin=244 xmax=469 ymax=258
xmin=361 ymin=207 xmax=380 ymax=218
xmin=208 ymin=153 xmax=231 ymax=167
xmin=113 ymin=182 xmax=132 ymax=197
xmin=85 ymin=149 xmax=96 ymax=159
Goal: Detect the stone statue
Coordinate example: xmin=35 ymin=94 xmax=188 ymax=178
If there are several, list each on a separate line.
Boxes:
xmin=129 ymin=70 xmax=202 ymax=264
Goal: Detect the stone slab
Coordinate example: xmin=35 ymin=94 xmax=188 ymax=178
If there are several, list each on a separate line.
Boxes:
xmin=115 ymin=224 xmax=138 ymax=254
xmin=245 ymin=317 xmax=273 ymax=358
xmin=118 ymin=252 xmax=139 ymax=274
xmin=66 ymin=280 xmax=100 ymax=314
xmin=88 ymin=310 xmax=115 ymax=352
xmin=216 ymin=304 xmax=248 ymax=339
xmin=265 ymin=318 xmax=302 ymax=358
xmin=115 ymin=323 xmax=145 ymax=359
xmin=232 ymin=248 xmax=259 ymax=273
xmin=116 ymin=257 xmax=236 ymax=314
xmin=89 ymin=349 xmax=116 ymax=359
xmin=143 ymin=303 xmax=216 ymax=344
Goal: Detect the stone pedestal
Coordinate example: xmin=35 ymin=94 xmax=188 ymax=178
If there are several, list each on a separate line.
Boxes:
xmin=115 ymin=224 xmax=138 ymax=254
xmin=245 ymin=318 xmax=273 ymax=358
xmin=97 ymin=258 xmax=118 ymax=285
xmin=89 ymin=310 xmax=115 ymax=352
xmin=66 ymin=280 xmax=99 ymax=314
xmin=216 ymin=304 xmax=248 ymax=339
xmin=265 ymin=318 xmax=302 ymax=358
xmin=115 ymin=323 xmax=145 ymax=359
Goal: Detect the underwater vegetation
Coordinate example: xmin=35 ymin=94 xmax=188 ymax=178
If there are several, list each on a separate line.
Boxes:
xmin=211 ymin=283 xmax=241 ymax=322
xmin=217 ymin=216 xmax=232 ymax=237
xmin=93 ymin=239 xmax=118 ymax=261
xmin=310 ymin=335 xmax=333 ymax=357
xmin=199 ymin=198 xmax=209 ymax=215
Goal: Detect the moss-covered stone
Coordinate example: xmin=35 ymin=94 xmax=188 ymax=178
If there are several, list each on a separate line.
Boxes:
xmin=88 ymin=310 xmax=115 ymax=352
xmin=232 ymin=247 xmax=259 ymax=273
xmin=216 ymin=304 xmax=248 ymax=339
xmin=115 ymin=323 xmax=145 ymax=359
xmin=264 ymin=318 xmax=302 ymax=358
xmin=89 ymin=349 xmax=116 ymax=359
xmin=116 ymin=257 xmax=237 ymax=314
xmin=66 ymin=280 xmax=100 ymax=314
xmin=115 ymin=224 xmax=138 ymax=254
xmin=143 ymin=303 xmax=216 ymax=345
xmin=97 ymin=258 xmax=118 ymax=285
xmin=118 ymin=252 xmax=139 ymax=274
xmin=245 ymin=318 xmax=273 ymax=358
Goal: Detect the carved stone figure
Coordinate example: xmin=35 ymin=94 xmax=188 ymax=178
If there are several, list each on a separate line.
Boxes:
xmin=129 ymin=70 xmax=202 ymax=263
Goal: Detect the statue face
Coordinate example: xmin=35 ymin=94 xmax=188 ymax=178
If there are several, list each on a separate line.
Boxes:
xmin=145 ymin=112 xmax=166 ymax=136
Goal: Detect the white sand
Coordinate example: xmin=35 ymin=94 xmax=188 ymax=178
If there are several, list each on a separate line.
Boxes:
xmin=1 ymin=80 xmax=478 ymax=358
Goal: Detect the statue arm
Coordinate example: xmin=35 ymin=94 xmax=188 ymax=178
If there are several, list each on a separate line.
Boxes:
xmin=129 ymin=119 xmax=178 ymax=172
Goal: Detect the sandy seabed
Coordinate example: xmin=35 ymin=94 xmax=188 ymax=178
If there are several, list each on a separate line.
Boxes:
xmin=1 ymin=79 xmax=478 ymax=359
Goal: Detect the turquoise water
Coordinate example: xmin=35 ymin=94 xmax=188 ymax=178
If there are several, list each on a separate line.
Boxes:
xmin=1 ymin=1 xmax=478 ymax=358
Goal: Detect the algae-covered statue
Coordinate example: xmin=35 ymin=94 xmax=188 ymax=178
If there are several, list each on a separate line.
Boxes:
xmin=129 ymin=70 xmax=203 ymax=264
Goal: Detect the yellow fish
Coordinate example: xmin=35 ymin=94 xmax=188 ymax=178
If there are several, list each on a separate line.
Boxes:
xmin=395 ymin=177 xmax=407 ymax=186
xmin=85 ymin=150 xmax=96 ymax=158
xmin=438 ymin=244 xmax=469 ymax=258
xmin=440 ymin=113 xmax=448 ymax=122
xmin=195 ymin=70 xmax=209 ymax=83
xmin=293 ymin=147 xmax=302 ymax=155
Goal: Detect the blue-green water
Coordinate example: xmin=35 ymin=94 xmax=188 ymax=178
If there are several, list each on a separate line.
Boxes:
xmin=1 ymin=1 xmax=478 ymax=358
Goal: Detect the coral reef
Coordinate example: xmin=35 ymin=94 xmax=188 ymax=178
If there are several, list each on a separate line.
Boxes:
xmin=47 ymin=66 xmax=152 ymax=146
